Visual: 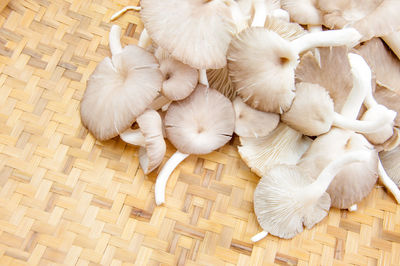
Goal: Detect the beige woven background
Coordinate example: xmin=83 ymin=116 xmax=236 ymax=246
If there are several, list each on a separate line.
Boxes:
xmin=0 ymin=0 xmax=399 ymax=265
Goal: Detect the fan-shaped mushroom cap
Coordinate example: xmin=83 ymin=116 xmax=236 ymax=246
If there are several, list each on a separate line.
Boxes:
xmin=207 ymin=66 xmax=236 ymax=100
xmin=282 ymin=82 xmax=335 ymax=136
xmin=356 ymin=38 xmax=400 ymax=92
xmin=254 ymin=165 xmax=331 ymax=239
xmin=238 ymin=123 xmax=312 ymax=176
xmin=80 ymin=45 xmax=162 ymax=141
xmin=233 ymin=97 xmax=279 ymax=138
xmin=298 ymin=128 xmax=378 ymax=209
xmin=136 ymin=110 xmax=166 ymax=174
xmin=164 ymin=85 xmax=235 ymax=155
xmin=159 ymin=58 xmax=198 ymax=101
xmin=281 ymin=0 xmax=323 ymax=25
xmin=141 ymin=0 xmax=235 ymax=69
xmin=228 ymin=27 xmax=298 ymax=113
xmin=319 ymin=0 xmax=400 ymax=41
xmin=295 ymin=46 xmax=352 ymax=112
xmin=380 ymin=146 xmax=400 ymax=186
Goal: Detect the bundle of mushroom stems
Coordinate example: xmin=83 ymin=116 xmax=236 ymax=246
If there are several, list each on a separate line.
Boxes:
xmin=80 ymin=0 xmax=400 ymax=240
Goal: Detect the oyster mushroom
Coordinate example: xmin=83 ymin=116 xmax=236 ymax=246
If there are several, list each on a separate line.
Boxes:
xmin=155 ymin=85 xmax=235 ymax=205
xmin=238 ymin=122 xmax=312 ymax=176
xmin=253 ymin=152 xmax=369 ymax=240
xmin=281 ymin=82 xmax=393 ymax=136
xmin=233 ymin=97 xmax=279 ymax=138
xmin=228 ymin=17 xmax=361 ymax=113
xmin=80 ymin=25 xmax=162 ymax=141
xmin=120 ymin=110 xmax=166 ymax=174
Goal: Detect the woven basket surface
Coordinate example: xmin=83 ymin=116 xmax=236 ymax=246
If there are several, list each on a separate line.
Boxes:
xmin=0 ymin=0 xmax=400 ymax=265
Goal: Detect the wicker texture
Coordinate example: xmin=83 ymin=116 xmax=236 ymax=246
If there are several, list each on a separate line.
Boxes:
xmin=0 ymin=0 xmax=399 ymax=265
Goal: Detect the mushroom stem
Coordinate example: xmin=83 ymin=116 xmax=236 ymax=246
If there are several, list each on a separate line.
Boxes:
xmin=340 ymin=53 xmax=370 ymax=119
xmin=199 ymin=69 xmax=209 ymax=87
xmin=348 ymin=204 xmax=358 ymax=212
xmin=251 ymin=0 xmax=267 ymax=27
xmin=378 ymin=158 xmax=400 ymax=203
xmin=138 ymin=29 xmax=151 ymax=48
xmin=111 ymin=6 xmax=141 ymax=21
xmin=109 ymin=25 xmax=123 ymax=56
xmin=120 ymin=128 xmax=146 ymax=146
xmin=302 ymin=152 xmax=369 ymax=204
xmin=251 ymin=231 xmax=268 ymax=242
xmin=382 ymin=31 xmax=400 ymax=60
xmin=332 ymin=112 xmax=393 ymax=133
xmin=155 ymin=151 xmax=189 ymax=205
xmin=291 ymin=28 xmax=362 ymax=55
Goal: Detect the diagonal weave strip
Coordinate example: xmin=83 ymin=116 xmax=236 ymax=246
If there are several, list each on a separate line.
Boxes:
xmin=0 ymin=0 xmax=399 ymax=265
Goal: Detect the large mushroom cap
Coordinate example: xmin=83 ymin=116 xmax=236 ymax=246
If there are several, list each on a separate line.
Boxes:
xmin=298 ymin=128 xmax=378 ymax=209
xmin=282 ymin=82 xmax=335 ymax=136
xmin=254 ymin=164 xmax=331 ymax=239
xmin=228 ymin=27 xmax=298 ymax=113
xmin=136 ymin=110 xmax=166 ymax=174
xmin=159 ymin=58 xmax=198 ymax=101
xmin=164 ymin=85 xmax=235 ymax=155
xmin=141 ymin=0 xmax=235 ymax=69
xmin=80 ymin=45 xmax=162 ymax=140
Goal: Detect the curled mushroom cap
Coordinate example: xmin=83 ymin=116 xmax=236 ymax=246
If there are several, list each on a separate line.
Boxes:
xmin=141 ymin=0 xmax=235 ymax=69
xmin=319 ymin=0 xmax=400 ymax=41
xmin=165 ymin=85 xmax=235 ymax=154
xmin=233 ymin=97 xmax=279 ymax=138
xmin=80 ymin=26 xmax=162 ymax=141
xmin=159 ymin=58 xmax=198 ymax=101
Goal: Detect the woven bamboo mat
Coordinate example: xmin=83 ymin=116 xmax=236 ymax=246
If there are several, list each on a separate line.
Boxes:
xmin=0 ymin=0 xmax=399 ymax=265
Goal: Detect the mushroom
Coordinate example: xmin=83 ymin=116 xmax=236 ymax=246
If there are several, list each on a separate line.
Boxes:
xmin=295 ymin=46 xmax=353 ymax=112
xmin=281 ymin=0 xmax=323 ymax=27
xmin=155 ymin=85 xmax=235 ymax=205
xmin=120 ymin=109 xmax=166 ymax=174
xmin=253 ymin=151 xmax=369 ymax=240
xmin=233 ymin=97 xmax=280 ymax=138
xmin=207 ymin=66 xmax=236 ymax=100
xmin=238 ymin=122 xmax=312 ymax=176
xmin=140 ymin=0 xmax=236 ymax=87
xmin=80 ymin=25 xmax=162 ymax=141
xmin=373 ymin=85 xmax=400 ymax=128
xmin=319 ymin=0 xmax=400 ymax=42
xmin=227 ymin=17 xmax=361 ymax=113
xmin=281 ymin=82 xmax=394 ymax=136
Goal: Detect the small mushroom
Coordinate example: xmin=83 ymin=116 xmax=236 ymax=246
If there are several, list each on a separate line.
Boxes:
xmin=120 ymin=110 xmax=166 ymax=174
xmin=233 ymin=97 xmax=280 ymax=138
xmin=281 ymin=82 xmax=393 ymax=136
xmin=80 ymin=25 xmax=162 ymax=141
xmin=155 ymin=85 xmax=235 ymax=205
xmin=253 ymin=152 xmax=368 ymax=240
xmin=238 ymin=122 xmax=312 ymax=176
xmin=228 ymin=17 xmax=361 ymax=113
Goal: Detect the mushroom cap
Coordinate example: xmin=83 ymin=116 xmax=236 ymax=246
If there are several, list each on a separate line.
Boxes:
xmin=380 ymin=146 xmax=400 ymax=186
xmin=319 ymin=0 xmax=400 ymax=41
xmin=282 ymin=82 xmax=335 ymax=136
xmin=238 ymin=123 xmax=312 ymax=176
xmin=254 ymin=164 xmax=330 ymax=239
xmin=356 ymin=38 xmax=400 ymax=93
xmin=137 ymin=109 xmax=166 ymax=174
xmin=228 ymin=27 xmax=298 ymax=113
xmin=281 ymin=0 xmax=323 ymax=25
xmin=233 ymin=97 xmax=280 ymax=138
xmin=165 ymin=85 xmax=235 ymax=155
xmin=295 ymin=46 xmax=353 ymax=112
xmin=80 ymin=45 xmax=162 ymax=141
xmin=207 ymin=66 xmax=236 ymax=100
xmin=298 ymin=128 xmax=378 ymax=209
xmin=159 ymin=58 xmax=198 ymax=101
xmin=140 ymin=0 xmax=235 ymax=69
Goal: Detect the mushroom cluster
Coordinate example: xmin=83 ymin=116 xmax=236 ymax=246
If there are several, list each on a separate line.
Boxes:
xmin=80 ymin=1 xmax=400 ymax=240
